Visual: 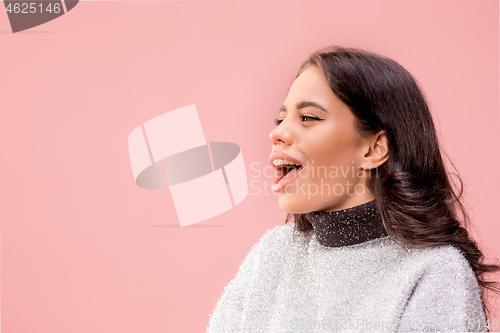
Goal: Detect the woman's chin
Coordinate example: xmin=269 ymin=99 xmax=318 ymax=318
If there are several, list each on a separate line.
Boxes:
xmin=278 ymin=194 xmax=311 ymax=214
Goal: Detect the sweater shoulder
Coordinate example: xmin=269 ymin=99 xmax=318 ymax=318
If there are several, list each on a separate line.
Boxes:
xmin=398 ymin=245 xmax=486 ymax=331
xmin=402 ymin=243 xmax=479 ymax=287
xmin=252 ymin=222 xmax=296 ymax=250
xmin=408 ymin=244 xmax=472 ymax=270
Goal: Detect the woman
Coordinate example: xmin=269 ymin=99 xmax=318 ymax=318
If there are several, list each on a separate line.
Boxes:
xmin=206 ymin=46 xmax=500 ymax=332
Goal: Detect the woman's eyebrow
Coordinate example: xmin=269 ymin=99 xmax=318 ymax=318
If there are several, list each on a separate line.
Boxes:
xmin=279 ymin=101 xmax=329 ymax=114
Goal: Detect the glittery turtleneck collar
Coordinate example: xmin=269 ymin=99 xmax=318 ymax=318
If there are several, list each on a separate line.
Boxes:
xmin=305 ymin=200 xmax=388 ymax=247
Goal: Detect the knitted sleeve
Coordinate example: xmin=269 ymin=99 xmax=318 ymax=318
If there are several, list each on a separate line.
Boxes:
xmin=397 ymin=245 xmax=489 ymax=332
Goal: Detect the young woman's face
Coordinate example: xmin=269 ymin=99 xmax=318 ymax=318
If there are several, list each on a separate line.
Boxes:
xmin=269 ymin=65 xmax=375 ymax=213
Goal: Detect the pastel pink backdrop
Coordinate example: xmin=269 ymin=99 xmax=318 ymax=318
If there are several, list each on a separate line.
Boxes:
xmin=1 ymin=1 xmax=499 ymax=332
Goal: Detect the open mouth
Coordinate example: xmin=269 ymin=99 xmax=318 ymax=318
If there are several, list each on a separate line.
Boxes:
xmin=276 ymin=164 xmax=304 ymax=181
xmin=272 ymin=160 xmax=305 ymax=192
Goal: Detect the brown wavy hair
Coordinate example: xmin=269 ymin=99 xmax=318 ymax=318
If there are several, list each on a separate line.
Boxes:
xmin=285 ymin=46 xmax=500 ymax=319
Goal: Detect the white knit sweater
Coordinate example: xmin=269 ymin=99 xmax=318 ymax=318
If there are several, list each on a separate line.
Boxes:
xmin=206 ymin=223 xmax=488 ymax=332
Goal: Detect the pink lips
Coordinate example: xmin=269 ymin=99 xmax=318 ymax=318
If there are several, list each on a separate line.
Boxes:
xmin=269 ymin=151 xmax=305 ymax=193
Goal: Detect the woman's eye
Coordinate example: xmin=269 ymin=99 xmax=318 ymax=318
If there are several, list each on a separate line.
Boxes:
xmin=301 ymin=115 xmax=321 ymax=122
xmin=273 ymin=116 xmax=322 ymax=126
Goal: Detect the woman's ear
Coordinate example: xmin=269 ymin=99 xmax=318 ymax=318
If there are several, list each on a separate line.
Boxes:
xmin=360 ymin=130 xmax=389 ymax=170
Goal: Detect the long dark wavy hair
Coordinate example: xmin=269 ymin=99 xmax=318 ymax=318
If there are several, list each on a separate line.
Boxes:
xmin=285 ymin=46 xmax=500 ymax=318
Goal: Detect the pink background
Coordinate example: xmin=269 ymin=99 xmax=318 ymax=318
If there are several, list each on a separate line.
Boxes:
xmin=1 ymin=0 xmax=499 ymax=332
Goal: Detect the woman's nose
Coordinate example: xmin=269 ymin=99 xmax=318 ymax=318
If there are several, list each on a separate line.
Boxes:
xmin=269 ymin=122 xmax=293 ymax=147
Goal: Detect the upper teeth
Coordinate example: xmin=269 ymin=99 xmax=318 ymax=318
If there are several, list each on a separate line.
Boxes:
xmin=273 ymin=159 xmax=299 ymax=167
